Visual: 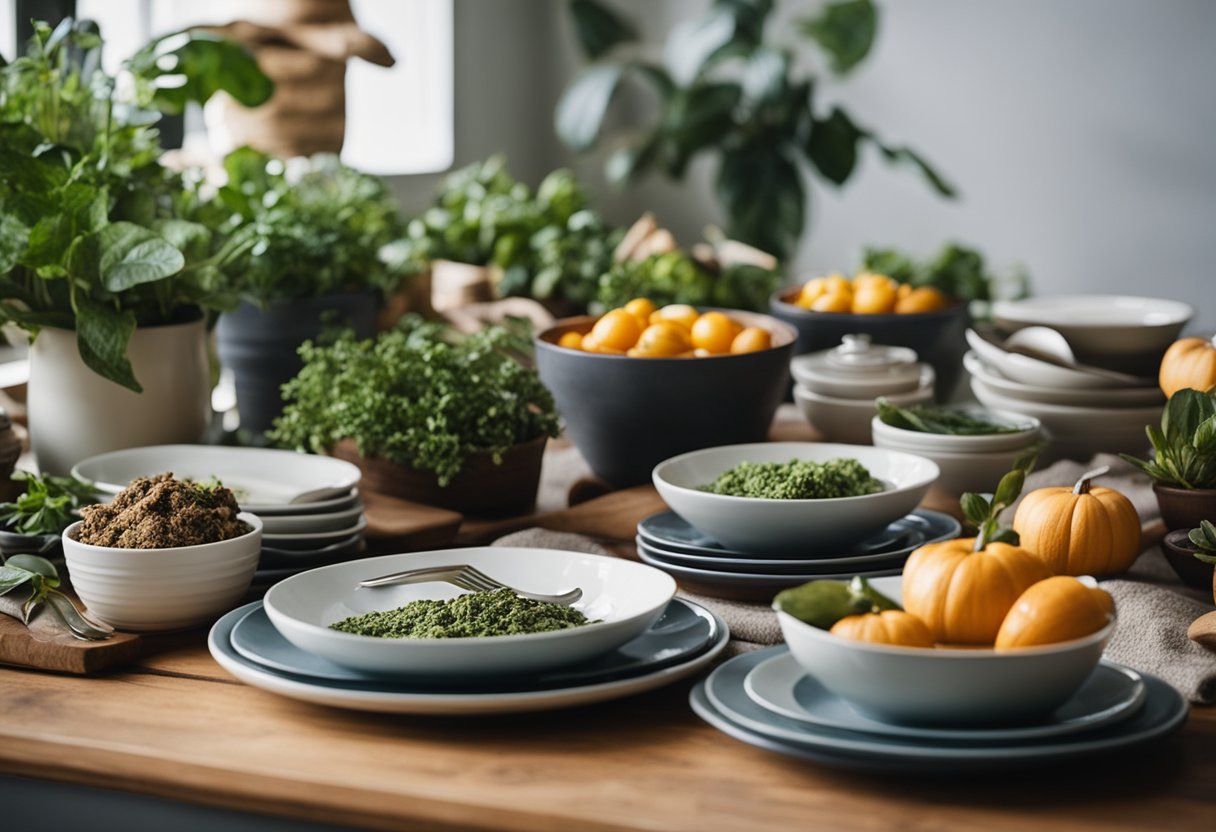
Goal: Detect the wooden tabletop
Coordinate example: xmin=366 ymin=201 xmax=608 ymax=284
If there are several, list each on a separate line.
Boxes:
xmin=2 ymin=421 xmax=1215 ymax=830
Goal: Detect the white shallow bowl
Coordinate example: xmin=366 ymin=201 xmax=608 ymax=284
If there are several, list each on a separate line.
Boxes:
xmin=870 ymin=406 xmax=1041 ymax=453
xmin=963 ymin=352 xmax=1164 ymax=408
xmin=71 ymin=445 xmax=361 ymax=511
xmin=62 ymin=514 xmax=262 ymax=632
xmin=965 ymin=329 xmax=1119 ymax=390
xmin=652 ymin=442 xmax=938 ymax=554
xmin=871 ymin=435 xmax=1041 ymax=498
xmin=263 ymin=547 xmax=677 ymax=677
xmin=258 ymin=504 xmax=365 ymax=535
xmin=792 ymin=373 xmax=934 ymax=445
xmin=970 ymin=379 xmax=1158 ymax=460
xmin=776 ymin=575 xmax=1115 ymax=725
xmin=993 ymin=295 xmax=1192 ymax=358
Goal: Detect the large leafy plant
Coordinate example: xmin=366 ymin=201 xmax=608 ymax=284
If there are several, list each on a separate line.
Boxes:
xmin=556 ymin=0 xmax=954 ymax=261
xmin=186 ymin=147 xmax=411 ymax=305
xmin=0 ymin=19 xmax=271 ymax=391
xmin=1122 ymin=388 xmax=1216 ymax=490
xmin=269 ymin=316 xmax=561 ymax=486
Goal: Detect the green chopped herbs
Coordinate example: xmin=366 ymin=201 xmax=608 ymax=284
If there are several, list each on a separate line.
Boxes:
xmin=876 ymin=399 xmax=1025 ymax=436
xmin=0 ymin=471 xmax=97 ymax=536
xmin=699 ymin=458 xmax=884 ymax=500
xmin=331 ymin=589 xmax=590 ymax=639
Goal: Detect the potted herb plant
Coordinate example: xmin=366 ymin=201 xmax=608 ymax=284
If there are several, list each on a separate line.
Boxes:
xmin=1122 ymin=387 xmax=1216 ymax=587
xmin=200 ymin=147 xmax=413 ymax=437
xmin=268 ymin=316 xmax=560 ymax=515
xmin=1159 ymin=520 xmax=1216 ymax=603
xmin=0 ymin=19 xmax=272 ymax=474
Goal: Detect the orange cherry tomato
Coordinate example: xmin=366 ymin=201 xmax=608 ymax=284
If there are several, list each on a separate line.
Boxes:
xmin=649 ymin=304 xmax=700 ymax=331
xmin=730 ymin=326 xmax=773 ymax=354
xmin=589 ymin=309 xmax=643 ymax=351
xmin=558 ymin=331 xmax=584 ymax=350
xmin=631 ymin=322 xmax=693 ymax=357
xmin=690 ymin=311 xmax=742 ymax=354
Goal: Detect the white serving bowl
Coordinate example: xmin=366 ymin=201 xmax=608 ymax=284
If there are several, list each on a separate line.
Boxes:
xmin=789 ymin=347 xmax=930 ymax=399
xmin=870 ymin=406 xmax=1041 ymax=454
xmin=652 ymin=442 xmax=939 ymax=554
xmin=992 ymin=295 xmax=1192 ymax=358
xmin=792 ymin=370 xmax=935 ymax=445
xmin=963 ymin=351 xmax=1165 ymax=408
xmin=970 ymin=379 xmax=1158 ymax=460
xmin=263 ymin=547 xmax=677 ymax=677
xmin=62 ymin=514 xmax=262 ymax=632
xmin=776 ymin=575 xmax=1115 ymax=725
xmin=871 ymin=436 xmax=1041 ymax=498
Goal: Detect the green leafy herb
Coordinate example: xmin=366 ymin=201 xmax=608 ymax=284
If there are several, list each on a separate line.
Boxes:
xmin=330 ymin=588 xmax=590 ymax=638
xmin=0 ymin=553 xmax=62 ymax=624
xmin=1188 ymin=520 xmax=1216 ymax=565
xmin=0 ymin=471 xmax=97 ymax=536
xmin=875 ymin=399 xmax=1026 ymax=436
xmin=269 ymin=316 xmax=561 ymax=486
xmin=699 ymin=458 xmax=883 ymax=500
xmin=596 ymin=251 xmax=780 ymax=312
xmin=958 ymin=452 xmax=1040 ymax=551
xmin=1121 ymin=388 xmax=1216 ymax=489
xmin=774 ymin=575 xmax=900 ymax=630
xmin=860 ymin=242 xmax=1029 ymax=307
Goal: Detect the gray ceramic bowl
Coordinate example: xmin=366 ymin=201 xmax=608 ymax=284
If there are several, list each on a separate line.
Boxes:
xmin=535 ymin=311 xmax=796 ymax=487
xmin=769 ymin=287 xmax=970 ymax=400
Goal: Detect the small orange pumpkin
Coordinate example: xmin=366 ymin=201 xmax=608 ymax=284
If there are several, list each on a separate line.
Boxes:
xmin=995 ymin=576 xmax=1114 ymax=648
xmin=1159 ymin=336 xmax=1216 ymax=398
xmin=829 ymin=610 xmax=935 ymax=647
xmin=1012 ymin=466 xmax=1141 ymax=576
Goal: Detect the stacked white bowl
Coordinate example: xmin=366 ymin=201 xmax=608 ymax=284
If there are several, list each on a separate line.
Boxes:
xmin=791 ymin=335 xmax=935 ymax=444
xmin=964 ymin=294 xmax=1189 ymax=461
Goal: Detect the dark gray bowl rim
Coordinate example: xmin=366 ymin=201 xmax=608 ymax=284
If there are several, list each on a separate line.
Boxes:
xmin=769 ymin=286 xmax=969 ymax=322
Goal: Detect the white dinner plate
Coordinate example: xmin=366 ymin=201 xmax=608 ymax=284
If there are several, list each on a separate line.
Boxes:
xmin=963 ymin=352 xmax=1164 ymax=408
xmin=72 ymin=445 xmax=361 ymax=512
xmin=209 ymin=601 xmax=729 ymax=715
xmin=744 ymin=652 xmax=1147 ymax=741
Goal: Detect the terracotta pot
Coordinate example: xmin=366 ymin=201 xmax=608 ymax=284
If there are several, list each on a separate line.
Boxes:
xmin=329 ymin=434 xmax=547 ymax=516
xmin=1153 ymin=482 xmax=1216 ymax=532
xmin=1160 ymin=529 xmax=1216 ymax=592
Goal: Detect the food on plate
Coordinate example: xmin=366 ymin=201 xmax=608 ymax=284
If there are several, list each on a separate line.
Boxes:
xmin=329 ymin=588 xmax=590 ymax=638
xmin=698 ymin=458 xmax=884 ymax=500
xmin=560 ymin=298 xmax=773 ymax=357
xmin=773 ymin=576 xmax=899 ymax=630
xmin=994 ymin=576 xmax=1114 ymax=649
xmin=1159 ymin=336 xmax=1216 ymax=399
xmin=875 ymin=399 xmax=1025 ymax=436
xmin=829 ymin=609 xmax=936 ymax=648
xmin=1012 ymin=467 xmax=1140 ymax=576
xmin=76 ymin=473 xmax=249 ymax=548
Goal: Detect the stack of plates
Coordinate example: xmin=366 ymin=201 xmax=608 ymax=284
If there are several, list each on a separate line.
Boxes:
xmin=72 ymin=445 xmax=366 ymax=583
xmin=691 ymin=646 xmax=1187 ymax=772
xmin=635 ymin=509 xmax=960 ymax=602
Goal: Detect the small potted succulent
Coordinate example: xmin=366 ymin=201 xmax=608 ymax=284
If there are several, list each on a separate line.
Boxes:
xmin=1160 ymin=520 xmax=1216 ymax=601
xmin=268 ymin=316 xmax=560 ymax=515
xmin=1122 ymin=387 xmax=1216 ymax=587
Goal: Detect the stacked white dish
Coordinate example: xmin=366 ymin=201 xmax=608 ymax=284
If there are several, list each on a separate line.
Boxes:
xmin=72 ymin=445 xmax=368 ymax=583
xmin=790 ymin=335 xmax=934 ymax=444
xmin=965 ymin=321 xmax=1168 ymax=461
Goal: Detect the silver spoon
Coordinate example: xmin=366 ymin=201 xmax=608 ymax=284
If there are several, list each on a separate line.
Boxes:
xmin=1002 ymin=326 xmax=1155 ymax=387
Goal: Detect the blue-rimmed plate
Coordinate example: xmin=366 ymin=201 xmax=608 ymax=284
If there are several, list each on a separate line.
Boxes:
xmin=208 ymin=600 xmax=729 ymax=715
xmin=691 ymin=647 xmax=1186 ymax=770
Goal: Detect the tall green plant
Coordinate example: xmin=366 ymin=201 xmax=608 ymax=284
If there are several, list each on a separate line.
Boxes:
xmin=556 ymin=0 xmax=954 ymax=261
xmin=0 ymin=19 xmax=271 ymax=391
xmin=1121 ymin=388 xmax=1216 ymax=490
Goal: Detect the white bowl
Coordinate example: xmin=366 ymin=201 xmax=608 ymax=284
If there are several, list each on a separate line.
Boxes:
xmin=62 ymin=514 xmax=262 ymax=632
xmin=871 ymin=435 xmax=1042 ymax=498
xmin=965 ymin=329 xmax=1118 ymax=390
xmin=776 ymin=575 xmax=1115 ymax=725
xmin=652 ymin=442 xmax=939 ymax=554
xmin=870 ymin=406 xmax=1041 ymax=453
xmin=993 ymin=295 xmax=1192 ymax=358
xmin=258 ymin=504 xmax=365 ymax=534
xmin=262 ymin=547 xmax=677 ymax=677
xmin=792 ymin=372 xmax=935 ymax=445
xmin=963 ymin=352 xmax=1165 ymax=408
xmin=790 ymin=352 xmax=930 ymax=399
xmin=970 ymin=379 xmax=1158 ymax=460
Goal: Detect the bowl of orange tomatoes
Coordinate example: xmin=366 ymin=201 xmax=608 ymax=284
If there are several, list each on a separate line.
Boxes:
xmin=769 ymin=272 xmax=970 ymax=400
xmin=535 ymin=299 xmax=796 ymax=486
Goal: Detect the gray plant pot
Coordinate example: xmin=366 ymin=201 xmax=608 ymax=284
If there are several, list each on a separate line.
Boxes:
xmin=216 ymin=292 xmax=379 ymax=436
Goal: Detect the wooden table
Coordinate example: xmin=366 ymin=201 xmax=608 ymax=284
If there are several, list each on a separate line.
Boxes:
xmin=2 ymin=426 xmax=1215 ymax=831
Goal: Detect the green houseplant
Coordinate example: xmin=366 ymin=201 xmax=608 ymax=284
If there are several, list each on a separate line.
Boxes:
xmin=556 ymin=0 xmax=954 ymax=261
xmin=198 ymin=147 xmax=413 ymax=437
xmin=0 ymin=19 xmax=271 ymax=472
xmin=269 ymin=316 xmax=561 ymax=514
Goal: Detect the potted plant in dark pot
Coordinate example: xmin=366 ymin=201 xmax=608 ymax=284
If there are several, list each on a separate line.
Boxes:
xmin=268 ymin=316 xmax=560 ymax=515
xmin=1160 ymin=520 xmax=1216 ymax=605
xmin=1122 ymin=387 xmax=1216 ymax=588
xmin=0 ymin=19 xmax=272 ymax=474
xmin=202 ymin=148 xmax=414 ymax=437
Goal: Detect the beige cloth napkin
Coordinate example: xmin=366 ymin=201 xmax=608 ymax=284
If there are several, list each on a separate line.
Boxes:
xmin=495 ymin=451 xmax=1216 ymax=703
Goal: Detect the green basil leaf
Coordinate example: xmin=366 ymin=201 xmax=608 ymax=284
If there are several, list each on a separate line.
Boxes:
xmin=75 ymin=296 xmax=140 ymax=392
xmin=98 ymin=221 xmax=184 ymax=291
xmin=801 ymin=0 xmax=878 ymax=75
xmin=128 ymin=31 xmax=273 ymax=114
xmin=0 ymin=567 xmax=34 ymax=595
xmin=988 ymin=528 xmax=1021 ymax=546
xmin=959 ymin=492 xmax=990 ymax=528
xmin=5 ymin=554 xmax=58 ymax=580
xmin=993 ymin=468 xmax=1025 ymax=511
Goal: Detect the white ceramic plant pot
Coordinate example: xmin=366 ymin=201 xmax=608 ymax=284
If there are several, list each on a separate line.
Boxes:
xmin=28 ymin=318 xmax=211 ymax=476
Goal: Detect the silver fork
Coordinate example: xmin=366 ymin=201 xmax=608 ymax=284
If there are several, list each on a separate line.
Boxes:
xmin=358 ymin=564 xmax=583 ymax=606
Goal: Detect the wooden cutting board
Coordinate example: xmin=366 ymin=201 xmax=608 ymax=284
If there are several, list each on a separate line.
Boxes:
xmin=0 ymin=609 xmax=141 ymax=674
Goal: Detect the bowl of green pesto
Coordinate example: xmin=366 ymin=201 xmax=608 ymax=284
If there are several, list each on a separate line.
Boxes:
xmin=262 ymin=547 xmax=677 ymax=677
xmin=652 ymin=442 xmax=939 ymax=554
